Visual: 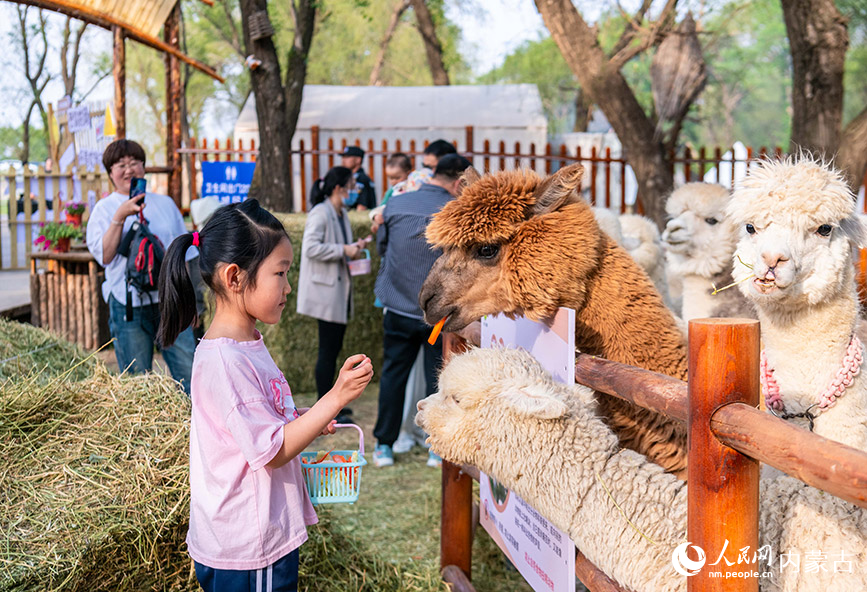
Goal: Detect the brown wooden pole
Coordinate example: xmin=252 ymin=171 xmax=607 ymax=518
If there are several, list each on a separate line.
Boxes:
xmin=440 ymin=332 xmax=473 ymax=579
xmin=575 ymin=549 xmax=627 ymax=591
xmin=441 ymin=565 xmax=475 ymax=592
xmin=311 ymin=125 xmax=321 ymax=183
xmin=165 ymin=3 xmax=183 ymax=207
xmin=687 ymin=319 xmax=760 ymax=592
xmin=113 ymin=25 xmax=126 ymax=139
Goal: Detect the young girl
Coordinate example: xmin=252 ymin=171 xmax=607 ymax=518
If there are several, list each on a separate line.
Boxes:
xmin=157 ymin=199 xmax=373 ymax=591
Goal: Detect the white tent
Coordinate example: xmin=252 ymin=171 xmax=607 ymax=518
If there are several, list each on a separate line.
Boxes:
xmin=234 ymin=84 xmax=547 ymax=210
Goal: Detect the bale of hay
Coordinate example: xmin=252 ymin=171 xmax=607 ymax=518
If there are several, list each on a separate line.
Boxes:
xmin=0 ymin=326 xmax=193 ymax=592
xmin=0 ymin=318 xmax=97 ymax=383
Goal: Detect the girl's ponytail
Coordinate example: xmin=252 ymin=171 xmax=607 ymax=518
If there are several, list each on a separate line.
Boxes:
xmin=157 ymin=233 xmax=198 ymax=347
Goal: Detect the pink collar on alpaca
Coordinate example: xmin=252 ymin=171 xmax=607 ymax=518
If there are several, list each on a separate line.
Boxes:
xmin=761 ymin=334 xmax=863 ymax=418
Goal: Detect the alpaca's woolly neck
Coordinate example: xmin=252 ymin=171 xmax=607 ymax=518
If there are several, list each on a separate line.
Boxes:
xmin=758 ymin=289 xmax=859 ymax=417
xmin=578 ymin=237 xmax=688 ymax=380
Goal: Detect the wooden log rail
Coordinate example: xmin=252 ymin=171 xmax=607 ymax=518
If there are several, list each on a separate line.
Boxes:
xmin=439 ymin=319 xmax=867 ymax=592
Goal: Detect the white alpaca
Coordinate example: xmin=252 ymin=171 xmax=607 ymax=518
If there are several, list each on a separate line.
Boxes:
xmin=663 ymin=182 xmax=753 ymax=320
xmin=417 ymin=347 xmax=867 ymax=592
xmin=620 ymin=213 xmax=675 ymax=309
xmin=727 ymin=157 xmax=867 ymax=451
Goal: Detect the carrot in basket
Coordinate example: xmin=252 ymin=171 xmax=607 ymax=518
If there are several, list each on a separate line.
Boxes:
xmin=428 ymin=316 xmax=448 ymax=345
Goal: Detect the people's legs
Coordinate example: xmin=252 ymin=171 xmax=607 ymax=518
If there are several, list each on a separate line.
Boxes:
xmin=108 ymin=295 xmax=154 ymax=374
xmin=159 ymin=325 xmax=196 ymax=394
xmin=394 ymin=347 xmax=425 ymax=453
xmin=315 ymin=320 xmax=347 ymax=399
xmin=373 ymin=311 xmax=424 ymax=447
xmin=422 ymin=335 xmax=444 ymax=466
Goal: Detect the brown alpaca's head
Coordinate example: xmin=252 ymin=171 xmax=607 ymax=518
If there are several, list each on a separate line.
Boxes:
xmin=420 ymin=164 xmax=604 ymax=332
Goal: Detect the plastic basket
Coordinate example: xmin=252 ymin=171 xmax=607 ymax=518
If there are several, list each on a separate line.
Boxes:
xmin=300 ymin=423 xmax=367 ymax=504
xmin=347 ymin=249 xmax=371 ymax=276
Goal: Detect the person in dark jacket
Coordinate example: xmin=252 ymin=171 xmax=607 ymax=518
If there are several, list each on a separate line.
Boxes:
xmin=340 ymin=146 xmax=377 ymax=210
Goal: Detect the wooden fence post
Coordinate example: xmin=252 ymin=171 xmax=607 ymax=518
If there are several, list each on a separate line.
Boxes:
xmin=311 ymin=125 xmax=320 ymax=183
xmin=440 ymin=332 xmax=474 ymax=580
xmin=687 ymin=319 xmax=760 ymax=592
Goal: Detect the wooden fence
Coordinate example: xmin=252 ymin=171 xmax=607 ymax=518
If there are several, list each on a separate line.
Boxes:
xmin=183 ymin=129 xmax=810 ymax=215
xmin=438 ymin=321 xmax=867 ymax=592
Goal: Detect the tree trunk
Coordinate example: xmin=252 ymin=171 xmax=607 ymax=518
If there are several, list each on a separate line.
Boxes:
xmin=780 ymin=0 xmax=848 ymax=157
xmin=284 ymin=0 xmax=316 ymax=158
xmin=240 ymin=0 xmax=293 ymax=212
xmin=370 ymin=0 xmax=411 ymax=86
xmin=534 ymin=0 xmax=674 ymax=228
xmin=837 ymin=106 xmax=867 ymax=192
xmin=410 ymin=0 xmax=450 ymax=86
xmin=572 ymin=87 xmax=591 ymax=132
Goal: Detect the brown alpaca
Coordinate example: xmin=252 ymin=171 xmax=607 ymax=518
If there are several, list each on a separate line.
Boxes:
xmin=419 ymin=164 xmax=689 ymax=474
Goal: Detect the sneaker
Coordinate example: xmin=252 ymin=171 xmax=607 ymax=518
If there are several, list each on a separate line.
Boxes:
xmin=392 ymin=431 xmax=415 ymax=454
xmin=427 ymin=450 xmax=442 ymax=468
xmin=373 ymin=444 xmax=394 ymax=468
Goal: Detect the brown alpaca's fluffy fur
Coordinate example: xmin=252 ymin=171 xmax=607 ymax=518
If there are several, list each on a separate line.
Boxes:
xmin=421 ymin=164 xmax=689 ymax=474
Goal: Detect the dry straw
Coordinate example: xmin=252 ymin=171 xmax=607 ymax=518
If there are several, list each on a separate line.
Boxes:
xmin=1 ymin=320 xmax=194 ymax=591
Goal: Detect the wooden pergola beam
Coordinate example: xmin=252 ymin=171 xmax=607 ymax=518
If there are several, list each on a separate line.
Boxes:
xmin=17 ymin=0 xmax=225 ymax=83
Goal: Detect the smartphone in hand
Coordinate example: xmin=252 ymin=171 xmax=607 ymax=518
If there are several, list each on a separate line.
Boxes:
xmin=130 ymin=177 xmax=147 ymax=205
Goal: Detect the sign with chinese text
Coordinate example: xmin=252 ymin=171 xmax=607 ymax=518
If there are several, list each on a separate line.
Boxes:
xmin=479 ymin=309 xmax=576 ymax=592
xmin=201 ymin=161 xmax=256 ymax=204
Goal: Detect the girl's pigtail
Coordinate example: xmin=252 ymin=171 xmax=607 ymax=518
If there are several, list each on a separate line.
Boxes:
xmin=157 ymin=233 xmax=198 ymax=347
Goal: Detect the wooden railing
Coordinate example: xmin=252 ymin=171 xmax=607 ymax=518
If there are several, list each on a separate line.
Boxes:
xmin=438 ymin=320 xmax=867 ymax=592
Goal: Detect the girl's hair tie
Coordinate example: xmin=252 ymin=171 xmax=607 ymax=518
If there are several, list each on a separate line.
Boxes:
xmin=192 ymin=231 xmax=200 ymax=247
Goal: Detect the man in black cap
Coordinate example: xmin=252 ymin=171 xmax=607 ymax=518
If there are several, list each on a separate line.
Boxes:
xmin=341 ymin=145 xmax=377 ymax=210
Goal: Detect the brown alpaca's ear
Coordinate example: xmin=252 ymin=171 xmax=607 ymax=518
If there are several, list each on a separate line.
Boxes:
xmin=532 ymin=164 xmax=584 ymax=216
xmin=456 ymin=167 xmax=482 ymax=198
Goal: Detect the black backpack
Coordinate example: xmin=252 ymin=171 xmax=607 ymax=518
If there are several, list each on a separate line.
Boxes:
xmin=117 ymin=216 xmax=165 ymax=321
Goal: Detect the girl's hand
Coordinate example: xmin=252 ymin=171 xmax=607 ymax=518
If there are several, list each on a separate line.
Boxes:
xmin=332 ymin=354 xmax=373 ymax=406
xmin=320 ymin=419 xmax=337 ymax=436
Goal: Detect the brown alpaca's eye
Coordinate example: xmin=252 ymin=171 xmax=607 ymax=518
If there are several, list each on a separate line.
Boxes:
xmin=817 ymin=224 xmax=833 ymax=237
xmin=705 ymin=217 xmax=719 ymax=226
xmin=476 ymin=244 xmax=499 ymax=260
xmin=746 ymin=224 xmax=756 ymax=235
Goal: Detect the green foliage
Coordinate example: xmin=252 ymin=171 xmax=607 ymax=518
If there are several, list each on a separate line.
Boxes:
xmin=298 ymin=0 xmax=470 ymax=86
xmin=479 ymin=37 xmax=578 ymax=133
xmin=262 ymin=211 xmax=383 ymax=392
xmin=684 ymin=0 xmax=792 ymax=149
xmin=0 ymin=124 xmax=48 ymax=162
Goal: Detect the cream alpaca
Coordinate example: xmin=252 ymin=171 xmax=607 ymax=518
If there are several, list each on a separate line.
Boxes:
xmin=417 ymin=347 xmax=867 ymax=592
xmin=620 ymin=213 xmax=675 ymax=310
xmin=663 ymin=182 xmax=753 ymax=320
xmin=727 ymin=157 xmax=867 ymax=451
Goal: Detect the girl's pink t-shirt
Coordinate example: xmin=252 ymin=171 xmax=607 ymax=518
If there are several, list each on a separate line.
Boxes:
xmin=187 ymin=334 xmax=318 ymax=570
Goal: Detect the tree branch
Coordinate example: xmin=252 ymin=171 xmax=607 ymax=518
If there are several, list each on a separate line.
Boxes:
xmin=410 ymin=0 xmax=450 ymax=85
xmin=609 ymin=0 xmax=679 ymax=71
xmin=369 ymin=0 xmax=411 ymax=85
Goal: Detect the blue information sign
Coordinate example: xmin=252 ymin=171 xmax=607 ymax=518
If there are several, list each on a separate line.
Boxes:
xmin=200 ymin=161 xmax=256 ymax=204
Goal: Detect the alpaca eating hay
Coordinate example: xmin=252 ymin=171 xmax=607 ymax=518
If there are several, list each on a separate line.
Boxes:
xmin=417 ymin=347 xmax=867 ymax=592
xmin=419 ymin=164 xmax=689 ymax=474
xmin=727 ymin=156 xmax=867 ymax=451
xmin=662 ymin=182 xmax=754 ymax=321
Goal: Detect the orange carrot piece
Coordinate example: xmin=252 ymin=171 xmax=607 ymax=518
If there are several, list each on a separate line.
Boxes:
xmin=428 ymin=317 xmax=447 ymax=345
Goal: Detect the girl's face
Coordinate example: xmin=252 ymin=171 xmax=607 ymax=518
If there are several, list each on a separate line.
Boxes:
xmin=243 ymin=236 xmax=294 ymax=325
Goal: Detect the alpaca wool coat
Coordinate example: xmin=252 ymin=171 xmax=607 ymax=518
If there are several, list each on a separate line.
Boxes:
xmin=296 ymin=201 xmax=354 ymax=324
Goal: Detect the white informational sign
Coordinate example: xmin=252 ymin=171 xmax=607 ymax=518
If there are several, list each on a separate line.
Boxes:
xmin=67 ymin=105 xmax=92 ymax=133
xmin=479 ymin=309 xmax=576 ymax=592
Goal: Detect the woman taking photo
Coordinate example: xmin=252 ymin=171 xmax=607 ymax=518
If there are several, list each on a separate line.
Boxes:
xmin=297 ymin=166 xmax=366 ymax=424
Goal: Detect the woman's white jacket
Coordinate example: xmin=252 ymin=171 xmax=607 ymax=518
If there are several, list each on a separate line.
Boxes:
xmin=296 ymin=201 xmax=354 ymax=324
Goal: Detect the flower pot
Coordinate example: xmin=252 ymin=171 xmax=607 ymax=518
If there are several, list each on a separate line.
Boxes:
xmin=53 ymin=237 xmax=71 ymax=253
xmin=66 ymin=213 xmax=82 ymax=227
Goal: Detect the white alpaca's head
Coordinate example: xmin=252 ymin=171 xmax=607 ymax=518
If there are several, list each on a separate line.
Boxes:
xmin=662 ymin=183 xmax=736 ymax=278
xmin=726 ymin=156 xmax=865 ymax=312
xmin=619 ymin=213 xmax=665 ymax=275
xmin=415 ymin=348 xmax=600 ymax=469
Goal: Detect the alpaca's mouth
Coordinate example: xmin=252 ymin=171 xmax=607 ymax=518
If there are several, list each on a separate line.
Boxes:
xmin=753 ymin=276 xmax=778 ymax=293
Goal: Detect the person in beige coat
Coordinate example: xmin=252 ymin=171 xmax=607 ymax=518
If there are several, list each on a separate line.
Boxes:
xmin=297 ymin=166 xmax=366 ymax=424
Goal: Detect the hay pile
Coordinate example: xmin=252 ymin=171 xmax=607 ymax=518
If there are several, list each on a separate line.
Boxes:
xmin=1 ymin=321 xmax=193 ymax=592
